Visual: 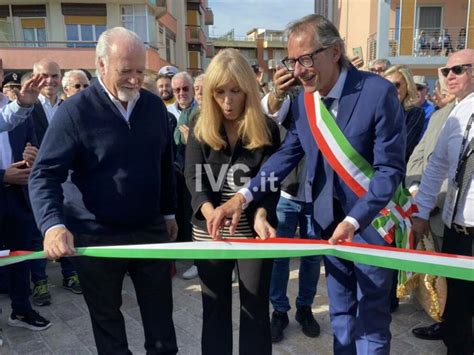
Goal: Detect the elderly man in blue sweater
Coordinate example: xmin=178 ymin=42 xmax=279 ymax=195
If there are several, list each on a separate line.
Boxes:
xmin=29 ymin=27 xmax=178 ymax=354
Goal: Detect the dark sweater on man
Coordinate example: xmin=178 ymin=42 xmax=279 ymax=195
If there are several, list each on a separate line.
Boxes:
xmin=29 ymin=80 xmax=176 ymax=236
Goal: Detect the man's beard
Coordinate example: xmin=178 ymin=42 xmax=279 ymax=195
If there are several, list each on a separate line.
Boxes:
xmin=161 ymin=90 xmax=173 ymax=101
xmin=118 ymin=87 xmax=139 ymax=102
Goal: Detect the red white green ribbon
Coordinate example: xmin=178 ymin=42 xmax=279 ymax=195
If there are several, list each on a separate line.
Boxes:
xmin=0 ymin=239 xmax=472 ymax=281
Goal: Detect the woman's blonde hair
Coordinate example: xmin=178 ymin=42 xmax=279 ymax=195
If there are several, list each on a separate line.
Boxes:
xmin=383 ymin=65 xmax=419 ymax=110
xmin=194 ymin=48 xmax=271 ymax=150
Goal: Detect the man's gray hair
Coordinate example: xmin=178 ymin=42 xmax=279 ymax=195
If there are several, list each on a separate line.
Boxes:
xmin=61 ymin=69 xmax=89 ymax=88
xmin=95 ymin=27 xmax=145 ymax=73
xmin=285 ymin=14 xmax=351 ymax=69
xmin=369 ymin=58 xmax=392 ymax=70
xmin=172 ymin=71 xmax=194 ymax=87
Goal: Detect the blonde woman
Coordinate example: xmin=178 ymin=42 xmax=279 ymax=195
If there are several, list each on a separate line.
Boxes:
xmin=185 ymin=48 xmax=280 ymax=355
xmin=384 ymin=65 xmax=425 ymax=162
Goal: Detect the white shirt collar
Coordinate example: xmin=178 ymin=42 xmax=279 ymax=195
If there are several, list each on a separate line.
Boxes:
xmin=98 ymin=76 xmax=140 ymax=123
xmin=38 ymin=93 xmax=61 ymax=107
xmin=39 ymin=94 xmax=61 ymax=124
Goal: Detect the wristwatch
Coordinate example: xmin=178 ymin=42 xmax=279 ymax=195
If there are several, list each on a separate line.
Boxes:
xmin=271 ymin=86 xmax=287 ymax=102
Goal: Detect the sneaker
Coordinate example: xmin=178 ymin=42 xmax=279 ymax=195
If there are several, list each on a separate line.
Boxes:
xmin=295 ymin=306 xmax=320 ymax=338
xmin=182 ymin=265 xmax=198 ymax=280
xmin=8 ymin=309 xmax=51 ymax=331
xmin=270 ymin=310 xmax=289 ymax=343
xmin=32 ymin=280 xmax=51 ymax=306
xmin=63 ymin=274 xmax=82 ymax=294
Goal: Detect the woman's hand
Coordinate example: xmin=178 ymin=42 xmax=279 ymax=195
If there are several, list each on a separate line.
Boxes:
xmin=254 ymin=208 xmax=276 ymax=240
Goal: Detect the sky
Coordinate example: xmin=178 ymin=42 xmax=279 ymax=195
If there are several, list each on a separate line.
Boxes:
xmin=208 ymin=0 xmax=315 ymax=38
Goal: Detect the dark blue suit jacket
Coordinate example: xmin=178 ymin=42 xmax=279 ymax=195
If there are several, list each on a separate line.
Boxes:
xmin=249 ymin=66 xmax=406 ymax=241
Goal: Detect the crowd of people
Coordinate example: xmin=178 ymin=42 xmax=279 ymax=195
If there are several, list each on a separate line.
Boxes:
xmin=0 ymin=13 xmax=472 ymax=355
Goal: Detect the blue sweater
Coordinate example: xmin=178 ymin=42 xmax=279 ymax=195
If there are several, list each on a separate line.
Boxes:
xmin=29 ymin=80 xmax=176 ymax=236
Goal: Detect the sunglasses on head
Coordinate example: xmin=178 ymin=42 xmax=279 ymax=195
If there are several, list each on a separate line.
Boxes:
xmin=73 ymin=83 xmax=89 ymax=89
xmin=173 ymin=86 xmax=189 ymax=93
xmin=440 ymin=64 xmax=472 ymax=77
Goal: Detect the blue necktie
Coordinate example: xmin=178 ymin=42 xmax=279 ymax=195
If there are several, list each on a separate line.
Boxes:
xmin=313 ymin=97 xmax=335 ymax=230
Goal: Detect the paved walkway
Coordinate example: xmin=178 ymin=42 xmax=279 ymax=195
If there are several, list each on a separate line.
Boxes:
xmin=0 ymin=260 xmax=445 ymax=354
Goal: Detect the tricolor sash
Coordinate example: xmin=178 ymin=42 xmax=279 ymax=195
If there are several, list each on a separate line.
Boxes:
xmin=304 ymin=92 xmax=418 ymax=285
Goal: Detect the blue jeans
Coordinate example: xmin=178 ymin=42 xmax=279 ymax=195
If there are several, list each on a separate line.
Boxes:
xmin=270 ymin=196 xmax=321 ymax=313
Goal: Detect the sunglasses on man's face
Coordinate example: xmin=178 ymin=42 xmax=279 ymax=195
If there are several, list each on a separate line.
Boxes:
xmin=173 ymin=86 xmax=189 ymax=93
xmin=73 ymin=83 xmax=89 ymax=89
xmin=440 ymin=64 xmax=472 ymax=77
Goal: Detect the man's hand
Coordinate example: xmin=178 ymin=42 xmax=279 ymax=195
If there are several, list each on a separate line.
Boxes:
xmin=328 ymin=221 xmax=356 ymax=245
xmin=22 ymin=142 xmax=39 ymax=168
xmin=268 ymin=66 xmax=295 ymax=114
xmin=44 ymin=226 xmax=75 ymax=260
xmin=350 ymin=56 xmax=364 ymax=69
xmin=165 ymin=219 xmax=178 ymax=241
xmin=253 ymin=209 xmax=276 ymax=240
xmin=3 ymin=161 xmax=31 ymax=185
xmin=179 ymin=124 xmax=190 ymax=144
xmin=14 ymin=74 xmax=45 ymax=107
xmin=207 ymin=193 xmax=245 ymax=240
xmin=411 ymin=216 xmax=429 ymax=247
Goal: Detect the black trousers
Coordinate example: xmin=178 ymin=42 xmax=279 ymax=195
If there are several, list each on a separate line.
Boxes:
xmin=71 ymin=222 xmax=177 ymax=355
xmin=175 ymin=171 xmax=192 ymax=243
xmin=441 ymin=225 xmax=473 ymax=355
xmin=0 ymin=187 xmax=36 ymax=313
xmin=195 ymin=258 xmax=273 ymax=355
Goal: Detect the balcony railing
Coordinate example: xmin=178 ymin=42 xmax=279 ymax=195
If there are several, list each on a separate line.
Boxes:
xmin=0 ymin=40 xmax=163 ymax=50
xmin=366 ymin=27 xmax=467 ymax=62
xmin=185 ymin=25 xmax=207 ymax=48
xmin=204 ymin=7 xmax=214 ymax=26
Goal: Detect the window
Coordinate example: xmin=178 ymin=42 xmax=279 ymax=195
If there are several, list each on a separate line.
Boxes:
xmin=21 ymin=18 xmax=46 ymax=47
xmin=66 ymin=24 xmax=106 ymax=47
xmin=416 ymin=6 xmax=442 ymax=33
xmin=121 ymin=5 xmax=148 ymax=42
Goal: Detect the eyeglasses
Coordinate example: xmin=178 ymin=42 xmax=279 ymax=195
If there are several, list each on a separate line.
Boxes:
xmin=440 ymin=64 xmax=472 ymax=77
xmin=281 ymin=47 xmax=331 ymax=71
xmin=416 ymin=85 xmax=426 ymax=91
xmin=370 ymin=68 xmax=385 ymax=74
xmin=173 ymin=86 xmax=189 ymax=93
xmin=73 ymin=84 xmax=89 ymax=89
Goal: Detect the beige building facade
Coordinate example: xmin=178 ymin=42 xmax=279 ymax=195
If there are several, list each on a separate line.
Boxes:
xmin=0 ymin=0 xmax=213 ymax=75
xmin=315 ymin=0 xmax=473 ymax=87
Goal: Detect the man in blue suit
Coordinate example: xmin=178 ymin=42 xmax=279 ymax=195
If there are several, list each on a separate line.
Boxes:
xmin=209 ymin=14 xmax=406 ymax=354
xmin=0 ymin=112 xmax=51 ymax=330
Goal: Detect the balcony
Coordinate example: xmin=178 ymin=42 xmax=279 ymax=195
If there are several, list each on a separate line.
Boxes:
xmin=0 ymin=40 xmax=165 ymax=71
xmin=210 ymin=35 xmax=257 ymax=49
xmin=367 ymin=27 xmax=466 ymax=67
xmin=148 ymin=0 xmax=167 ymax=17
xmin=263 ymin=33 xmax=287 ymax=48
xmin=186 ymin=25 xmax=207 ymax=49
xmin=205 ymin=42 xmax=215 ymax=58
xmin=204 ymin=7 xmax=214 ymax=26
